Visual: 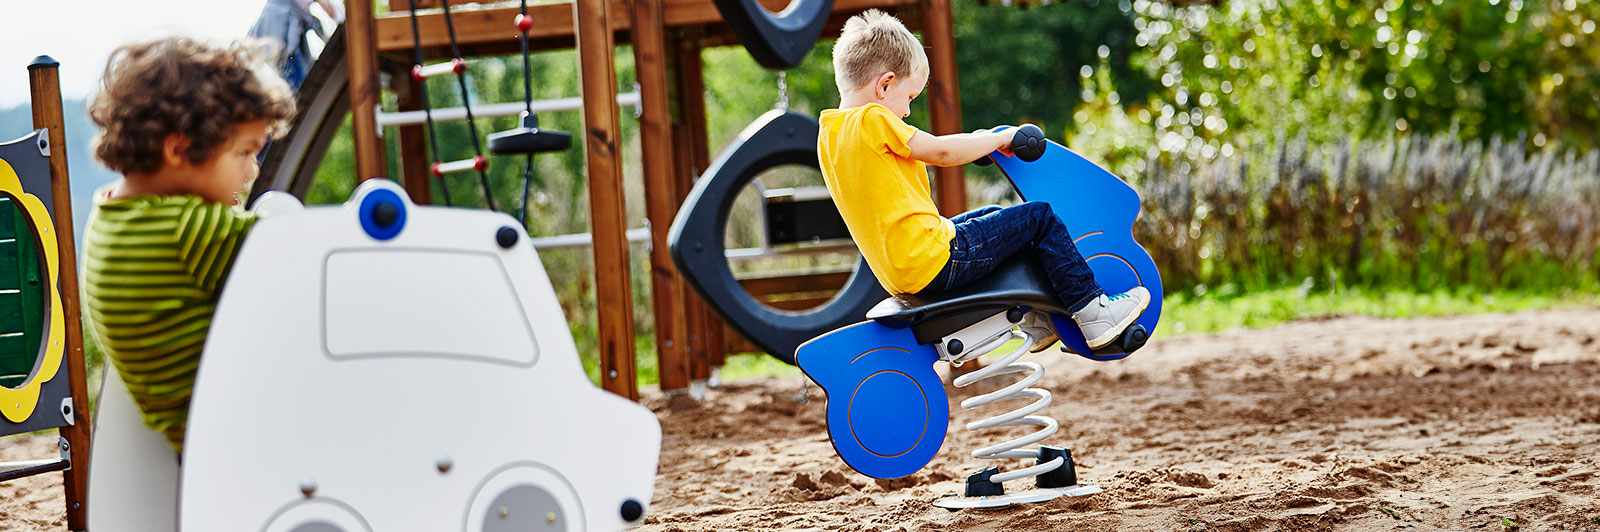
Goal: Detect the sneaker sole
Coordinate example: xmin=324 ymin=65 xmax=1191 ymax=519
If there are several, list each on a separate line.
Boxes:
xmin=1084 ymin=295 xmax=1150 ymax=349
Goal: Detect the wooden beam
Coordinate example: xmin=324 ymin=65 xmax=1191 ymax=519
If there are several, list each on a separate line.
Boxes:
xmin=390 ymin=71 xmax=433 ymax=204
xmin=575 ymin=0 xmax=639 ymax=401
xmin=376 ymin=0 xmax=919 ymax=55
xmin=667 ymin=36 xmax=720 ymax=382
xmin=920 ymin=0 xmax=967 ymax=216
xmin=737 ymin=270 xmax=852 ymax=295
xmin=347 ymin=0 xmax=388 ymax=180
xmin=27 ymin=56 xmax=90 ymax=532
xmin=388 ymin=0 xmax=442 ymax=9
xmin=631 ymin=0 xmax=693 ymax=394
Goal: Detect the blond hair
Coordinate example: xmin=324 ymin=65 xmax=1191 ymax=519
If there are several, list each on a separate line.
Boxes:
xmin=831 ymin=10 xmax=928 ymax=93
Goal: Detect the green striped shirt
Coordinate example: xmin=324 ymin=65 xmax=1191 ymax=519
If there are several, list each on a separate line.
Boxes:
xmin=83 ymin=185 xmax=254 ymax=452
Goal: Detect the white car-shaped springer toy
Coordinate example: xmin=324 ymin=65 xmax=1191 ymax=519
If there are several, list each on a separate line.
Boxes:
xmin=89 ymin=179 xmax=661 ymax=531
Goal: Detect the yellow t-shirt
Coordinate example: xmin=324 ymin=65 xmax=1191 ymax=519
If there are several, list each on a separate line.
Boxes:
xmin=818 ymin=103 xmax=955 ymax=294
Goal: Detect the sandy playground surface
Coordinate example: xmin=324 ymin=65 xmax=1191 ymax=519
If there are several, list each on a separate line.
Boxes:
xmin=3 ymin=308 xmax=1599 ymax=531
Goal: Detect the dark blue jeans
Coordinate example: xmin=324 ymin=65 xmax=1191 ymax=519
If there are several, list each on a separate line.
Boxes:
xmin=920 ymin=202 xmax=1104 ymax=312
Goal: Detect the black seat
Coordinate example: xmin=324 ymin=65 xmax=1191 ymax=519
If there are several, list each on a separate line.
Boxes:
xmin=867 ymin=254 xmax=1067 ymax=345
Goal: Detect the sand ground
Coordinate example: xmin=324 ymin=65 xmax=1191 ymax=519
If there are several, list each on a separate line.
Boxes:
xmin=3 ymin=308 xmax=1598 ymax=531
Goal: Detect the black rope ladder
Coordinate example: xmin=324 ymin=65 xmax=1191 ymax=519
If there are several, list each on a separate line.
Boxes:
xmin=402 ymin=0 xmax=570 ymax=218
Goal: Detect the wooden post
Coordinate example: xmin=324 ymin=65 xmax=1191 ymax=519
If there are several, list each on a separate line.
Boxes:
xmin=919 ymin=0 xmax=967 ymax=216
xmin=670 ymin=37 xmax=720 ymax=383
xmin=631 ymin=0 xmax=692 ymax=394
xmin=575 ymin=0 xmax=640 ymax=400
xmin=27 ymin=56 xmax=90 ymax=532
xmin=391 ymin=71 xmax=433 ymax=204
xmin=346 ymin=0 xmax=388 ymax=181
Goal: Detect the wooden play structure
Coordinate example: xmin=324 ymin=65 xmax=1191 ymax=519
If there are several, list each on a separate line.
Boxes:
xmin=317 ymin=0 xmax=975 ymax=399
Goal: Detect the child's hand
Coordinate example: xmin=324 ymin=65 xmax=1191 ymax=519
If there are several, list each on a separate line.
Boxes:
xmin=993 ymin=131 xmax=1016 ymax=158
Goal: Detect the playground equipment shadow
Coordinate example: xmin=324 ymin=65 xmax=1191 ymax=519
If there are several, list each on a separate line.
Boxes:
xmin=4 ymin=307 xmax=1600 ymax=530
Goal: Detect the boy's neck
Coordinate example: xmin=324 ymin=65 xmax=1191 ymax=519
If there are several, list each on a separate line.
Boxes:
xmin=112 ymin=173 xmax=185 ymax=199
xmin=838 ymin=87 xmax=879 ymax=110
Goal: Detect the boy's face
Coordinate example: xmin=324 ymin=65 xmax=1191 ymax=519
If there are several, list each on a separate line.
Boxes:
xmin=181 ymin=120 xmax=269 ymax=205
xmin=878 ymin=69 xmax=928 ymax=119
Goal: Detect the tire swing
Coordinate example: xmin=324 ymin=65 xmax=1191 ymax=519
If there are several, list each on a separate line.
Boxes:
xmin=668 ymin=111 xmax=886 ymax=365
xmin=710 ymin=0 xmax=835 ymax=69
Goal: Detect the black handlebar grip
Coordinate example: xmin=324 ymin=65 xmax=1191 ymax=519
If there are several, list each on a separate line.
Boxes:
xmin=1012 ymin=124 xmax=1046 ymax=162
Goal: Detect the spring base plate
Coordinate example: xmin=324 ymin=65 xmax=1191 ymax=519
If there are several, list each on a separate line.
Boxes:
xmin=933 ymin=484 xmax=1102 ymax=510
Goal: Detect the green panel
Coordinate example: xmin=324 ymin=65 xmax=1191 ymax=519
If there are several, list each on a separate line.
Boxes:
xmin=0 ymin=195 xmax=44 ymax=391
xmin=0 ymin=197 xmax=15 ymax=240
xmin=0 ymin=293 xmax=24 ymax=328
xmin=0 ymin=334 xmax=31 ymax=388
xmin=0 ymin=243 xmax=18 ymax=290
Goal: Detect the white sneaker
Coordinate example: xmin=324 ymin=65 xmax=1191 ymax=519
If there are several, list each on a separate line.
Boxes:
xmin=1017 ymin=311 xmax=1060 ymax=353
xmin=1071 ymin=286 xmax=1151 ymax=349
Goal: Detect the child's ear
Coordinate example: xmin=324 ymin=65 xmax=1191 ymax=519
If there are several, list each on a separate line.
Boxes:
xmin=874 ymin=71 xmax=896 ymax=99
xmin=161 ymin=133 xmax=191 ymax=168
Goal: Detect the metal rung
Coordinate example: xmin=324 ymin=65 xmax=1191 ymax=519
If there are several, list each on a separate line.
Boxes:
xmin=411 ymin=58 xmax=466 ymax=80
xmin=0 ymin=458 xmax=69 ymax=482
xmin=431 ymin=156 xmax=488 ymax=177
xmin=377 ymin=91 xmax=642 ymax=128
xmin=528 ymin=227 xmax=653 ymax=250
xmin=725 ymin=242 xmax=856 ymax=260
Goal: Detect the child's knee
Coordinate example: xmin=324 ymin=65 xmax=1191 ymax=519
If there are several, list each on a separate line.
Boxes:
xmin=1018 ymin=201 xmax=1052 ymax=218
xmin=970 ymin=204 xmax=1003 ymax=217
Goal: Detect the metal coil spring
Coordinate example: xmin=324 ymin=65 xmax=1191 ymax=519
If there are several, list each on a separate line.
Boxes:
xmin=950 ymin=330 xmax=1063 ymax=484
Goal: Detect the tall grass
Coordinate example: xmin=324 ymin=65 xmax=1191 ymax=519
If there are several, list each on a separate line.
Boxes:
xmin=1136 ymin=133 xmax=1600 ymax=295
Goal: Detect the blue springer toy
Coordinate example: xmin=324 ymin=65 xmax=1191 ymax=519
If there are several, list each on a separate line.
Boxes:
xmin=796 ymin=125 xmax=1163 ymax=509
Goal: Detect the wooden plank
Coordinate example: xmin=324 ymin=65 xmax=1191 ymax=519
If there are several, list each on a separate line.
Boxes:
xmin=631 ymin=0 xmax=693 ymax=394
xmin=575 ymin=0 xmax=640 ymax=401
xmin=758 ymin=296 xmax=834 ymax=311
xmin=390 ymin=70 xmax=433 ymax=204
xmin=375 ymin=0 xmax=919 ymax=54
xmin=389 ymin=0 xmax=442 ymax=9
xmin=348 ymin=0 xmax=389 ymax=181
xmin=27 ymin=57 xmax=90 ymax=531
xmin=723 ymin=331 xmax=758 ymax=355
xmin=920 ymin=0 xmax=967 ymax=216
xmin=736 ymin=270 xmax=852 ymax=296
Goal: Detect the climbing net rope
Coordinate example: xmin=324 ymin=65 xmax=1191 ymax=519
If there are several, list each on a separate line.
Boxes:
xmin=514 ymin=0 xmax=537 ymax=226
xmin=402 ymin=0 xmax=548 ymax=217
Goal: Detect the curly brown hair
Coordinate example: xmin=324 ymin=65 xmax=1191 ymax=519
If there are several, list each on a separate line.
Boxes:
xmin=88 ymin=37 xmax=295 ymax=175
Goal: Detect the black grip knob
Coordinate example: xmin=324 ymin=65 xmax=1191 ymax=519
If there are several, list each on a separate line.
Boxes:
xmin=372 ymin=202 xmax=400 ymax=228
xmin=1011 ymin=123 xmax=1046 ymax=162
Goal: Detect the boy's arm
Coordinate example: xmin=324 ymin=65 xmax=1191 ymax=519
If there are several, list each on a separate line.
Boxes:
xmin=906 ymin=130 xmax=1015 ymax=167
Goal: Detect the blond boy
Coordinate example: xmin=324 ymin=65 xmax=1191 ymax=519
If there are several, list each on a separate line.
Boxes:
xmin=818 ymin=10 xmax=1149 ymax=352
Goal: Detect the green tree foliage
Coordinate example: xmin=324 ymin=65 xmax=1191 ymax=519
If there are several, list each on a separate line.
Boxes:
xmin=954 ymin=0 xmax=1153 ymax=134
xmin=1123 ymin=0 xmax=1600 ymax=153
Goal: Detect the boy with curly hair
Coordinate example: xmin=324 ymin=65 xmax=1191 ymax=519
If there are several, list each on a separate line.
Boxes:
xmin=83 ymin=36 xmax=295 ymax=452
xmin=819 ymin=10 xmax=1149 ymax=354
